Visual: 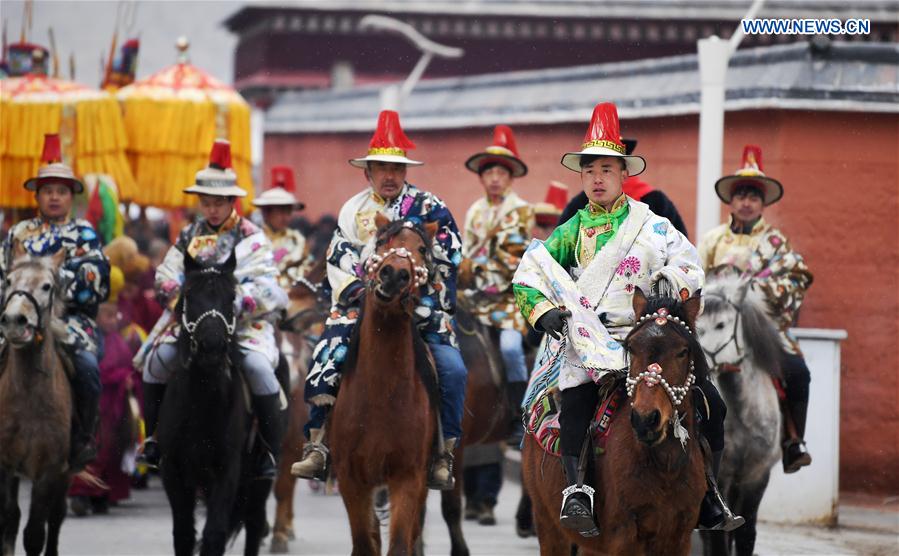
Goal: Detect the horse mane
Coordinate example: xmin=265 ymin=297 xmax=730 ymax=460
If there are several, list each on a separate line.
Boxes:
xmin=627 ymin=295 xmax=710 ymax=383
xmin=703 ymin=274 xmax=785 ymax=378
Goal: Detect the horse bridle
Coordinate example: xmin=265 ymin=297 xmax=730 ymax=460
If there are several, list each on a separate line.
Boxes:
xmin=180 ymin=267 xmax=236 ymax=355
xmin=1 ymin=288 xmax=52 ymax=344
xmin=700 ymin=292 xmax=744 ymax=370
xmin=625 ymin=307 xmax=696 ymax=409
xmin=364 ymin=223 xmax=430 ymax=300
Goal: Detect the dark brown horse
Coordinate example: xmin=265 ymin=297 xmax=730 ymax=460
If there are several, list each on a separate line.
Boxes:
xmin=522 ymin=290 xmax=707 ymax=556
xmin=271 ymin=258 xmax=327 ymax=554
xmin=0 ymin=250 xmax=72 ymax=556
xmin=330 ymin=216 xmax=439 ymax=556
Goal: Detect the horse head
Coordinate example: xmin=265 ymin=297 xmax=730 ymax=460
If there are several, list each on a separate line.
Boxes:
xmin=624 ymin=288 xmax=706 ymax=447
xmin=178 ymin=249 xmax=238 ymax=368
xmin=695 ymin=270 xmax=784 ymax=377
xmin=282 ymin=257 xmax=327 ymax=336
xmin=364 ymin=214 xmax=436 ymax=311
xmin=0 ymin=246 xmax=65 ymax=348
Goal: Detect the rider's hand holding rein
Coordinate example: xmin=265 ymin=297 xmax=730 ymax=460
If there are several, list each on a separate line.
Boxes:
xmin=537 ymin=307 xmax=572 ymax=340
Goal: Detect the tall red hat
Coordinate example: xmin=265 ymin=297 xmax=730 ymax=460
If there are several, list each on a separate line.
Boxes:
xmin=464 ymin=125 xmax=528 ymax=177
xmin=534 ymin=181 xmax=569 ymax=226
xmin=183 ymin=139 xmax=247 ymax=197
xmin=252 ymin=166 xmax=305 ymax=209
xmin=714 ymin=145 xmax=783 ymax=206
xmin=560 ymin=102 xmax=645 ymax=176
xmin=23 ymin=134 xmax=84 ymax=193
xmin=349 ymin=110 xmax=423 ymax=168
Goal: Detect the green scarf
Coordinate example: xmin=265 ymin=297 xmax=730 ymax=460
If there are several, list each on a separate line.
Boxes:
xmin=576 ymin=194 xmax=630 ymax=255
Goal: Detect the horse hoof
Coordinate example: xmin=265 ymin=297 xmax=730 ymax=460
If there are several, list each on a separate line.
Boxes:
xmin=270 ymin=536 xmax=289 ymax=554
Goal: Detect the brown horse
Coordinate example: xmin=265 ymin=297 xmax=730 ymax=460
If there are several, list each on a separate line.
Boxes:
xmin=0 ymin=250 xmax=73 ymax=556
xmin=330 ymin=216 xmax=439 ymax=556
xmin=522 ymin=290 xmax=708 ymax=556
xmin=438 ymin=306 xmax=520 ymax=556
xmin=270 ymin=258 xmax=327 ymax=554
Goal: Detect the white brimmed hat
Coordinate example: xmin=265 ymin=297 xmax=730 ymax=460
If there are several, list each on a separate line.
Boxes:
xmin=348 ymin=110 xmax=423 ymax=168
xmin=23 ymin=134 xmax=85 ymax=193
xmin=464 ymin=125 xmax=527 ymax=177
xmin=252 ymin=166 xmax=305 ymax=209
xmin=183 ymin=139 xmax=247 ymax=197
xmin=560 ymin=103 xmax=645 ymax=176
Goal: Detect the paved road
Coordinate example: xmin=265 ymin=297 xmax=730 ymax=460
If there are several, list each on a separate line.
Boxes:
xmin=13 ymin=475 xmax=897 ymax=555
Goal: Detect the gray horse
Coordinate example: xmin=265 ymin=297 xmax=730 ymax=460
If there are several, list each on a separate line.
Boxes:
xmin=696 ymin=271 xmax=785 ymax=556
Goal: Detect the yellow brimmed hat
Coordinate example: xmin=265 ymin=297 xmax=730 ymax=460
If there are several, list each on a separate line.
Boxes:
xmin=560 ymin=102 xmax=645 ymax=176
xmin=349 ymin=110 xmax=423 ymax=168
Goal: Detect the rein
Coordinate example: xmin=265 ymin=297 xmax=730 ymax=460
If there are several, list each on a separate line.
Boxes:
xmin=700 ymin=292 xmax=744 ymax=370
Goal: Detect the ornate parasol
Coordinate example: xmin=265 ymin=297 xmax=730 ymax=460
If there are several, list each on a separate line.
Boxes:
xmin=0 ymin=52 xmax=137 ymax=208
xmin=116 ymin=38 xmax=253 ymax=210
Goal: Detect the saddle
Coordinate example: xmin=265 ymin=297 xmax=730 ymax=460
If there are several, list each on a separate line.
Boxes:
xmin=526 ymin=383 xmax=624 ymax=458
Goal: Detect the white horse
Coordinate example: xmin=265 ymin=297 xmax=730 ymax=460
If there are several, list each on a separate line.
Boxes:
xmin=696 ymin=271 xmax=785 ymax=556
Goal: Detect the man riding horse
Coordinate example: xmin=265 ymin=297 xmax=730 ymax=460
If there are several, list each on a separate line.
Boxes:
xmin=252 ymin=166 xmax=311 ymax=289
xmin=0 ymin=133 xmax=110 ymax=472
xmin=698 ymin=145 xmax=814 ymax=473
xmin=512 ymin=102 xmax=743 ymax=536
xmin=459 ymin=125 xmax=535 ymax=446
xmin=136 ymin=140 xmax=288 ymax=479
xmin=291 ymin=110 xmax=468 ymax=490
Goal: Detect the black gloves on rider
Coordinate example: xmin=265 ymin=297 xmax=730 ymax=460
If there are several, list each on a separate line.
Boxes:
xmin=536 ymin=308 xmax=572 ymax=340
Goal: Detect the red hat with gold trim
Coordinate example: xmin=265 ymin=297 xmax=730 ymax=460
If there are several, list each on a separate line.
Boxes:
xmin=561 ymin=102 xmax=645 ymax=176
xmin=23 ymin=134 xmax=84 ymax=193
xmin=464 ymin=125 xmax=527 ymax=177
xmin=252 ymin=166 xmax=305 ymax=209
xmin=714 ymin=145 xmax=783 ymax=206
xmin=184 ymin=139 xmax=247 ymax=197
xmin=534 ymin=181 xmax=569 ymax=226
xmin=349 ymin=110 xmax=422 ymax=168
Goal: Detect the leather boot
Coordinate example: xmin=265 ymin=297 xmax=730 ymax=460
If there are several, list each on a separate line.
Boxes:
xmin=252 ymin=393 xmax=286 ymax=480
xmin=697 ymin=450 xmax=745 ymax=531
xmin=136 ymin=383 xmax=166 ymax=470
xmin=290 ymin=427 xmax=329 ymax=481
xmin=782 ymin=397 xmax=812 ymax=473
xmin=69 ymin=376 xmax=100 ymax=473
xmin=506 ymin=381 xmax=528 ymax=448
xmin=559 ymin=455 xmax=599 ymax=537
xmin=428 ymin=438 xmax=458 ymax=490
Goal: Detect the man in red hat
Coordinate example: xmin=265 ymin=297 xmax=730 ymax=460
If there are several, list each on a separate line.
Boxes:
xmin=0 ymin=133 xmax=110 ymax=471
xmin=558 ymin=137 xmax=689 ymax=237
xmin=513 ymin=102 xmax=743 ymax=535
xmin=459 ymin=124 xmax=534 ymax=447
xmin=252 ymin=166 xmax=309 ymax=288
xmin=135 ymin=139 xmax=288 ymax=478
xmin=291 ymin=110 xmax=467 ymax=490
xmin=699 ymin=145 xmax=814 ymax=473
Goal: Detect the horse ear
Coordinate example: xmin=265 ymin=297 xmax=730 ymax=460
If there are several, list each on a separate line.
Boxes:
xmin=683 ymin=289 xmax=702 ymax=326
xmin=13 ymin=241 xmax=28 ymax=261
xmin=222 ymin=249 xmax=237 ymax=275
xmin=374 ymin=212 xmax=390 ymax=232
xmin=632 ymin=286 xmax=648 ymax=317
xmin=423 ymin=221 xmax=438 ymax=242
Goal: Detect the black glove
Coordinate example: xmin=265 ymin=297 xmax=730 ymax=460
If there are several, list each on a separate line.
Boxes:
xmin=536 ymin=308 xmax=571 ymax=340
xmin=338 ymin=281 xmax=365 ymax=307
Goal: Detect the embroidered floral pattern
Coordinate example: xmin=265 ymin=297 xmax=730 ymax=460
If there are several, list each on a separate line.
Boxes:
xmin=616 ymin=256 xmax=641 ymax=276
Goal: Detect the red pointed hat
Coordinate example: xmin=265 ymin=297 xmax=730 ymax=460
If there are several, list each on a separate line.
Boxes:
xmin=561 ymin=103 xmax=645 ymax=176
xmin=23 ymin=134 xmax=85 ymax=193
xmin=252 ymin=166 xmax=305 ymax=209
xmin=464 ymin=125 xmax=528 ymax=177
xmin=349 ymin=110 xmax=423 ymax=168
xmin=534 ymin=181 xmax=569 ymax=226
xmin=714 ymin=145 xmax=783 ymax=206
xmin=184 ymin=139 xmax=247 ymax=197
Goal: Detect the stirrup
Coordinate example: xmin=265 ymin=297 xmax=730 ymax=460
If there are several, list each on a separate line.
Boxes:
xmin=699 ymin=484 xmax=745 ymax=532
xmin=560 ymin=484 xmax=600 ymax=538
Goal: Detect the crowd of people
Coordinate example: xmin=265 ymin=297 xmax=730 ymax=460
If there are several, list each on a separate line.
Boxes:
xmin=0 ymin=99 xmax=814 ymax=541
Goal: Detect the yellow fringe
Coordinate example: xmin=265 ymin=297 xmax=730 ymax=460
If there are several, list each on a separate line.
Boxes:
xmin=120 ymin=97 xmax=254 ymax=212
xmin=0 ymin=96 xmax=137 ymax=209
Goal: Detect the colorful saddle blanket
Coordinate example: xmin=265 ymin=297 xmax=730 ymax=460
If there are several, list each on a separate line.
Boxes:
xmin=523 ymin=342 xmax=623 ymax=457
